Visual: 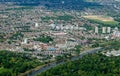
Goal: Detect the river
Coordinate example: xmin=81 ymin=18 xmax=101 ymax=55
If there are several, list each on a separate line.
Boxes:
xmin=27 ymin=47 xmax=102 ymax=76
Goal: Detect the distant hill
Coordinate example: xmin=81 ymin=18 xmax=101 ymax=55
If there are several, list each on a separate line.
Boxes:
xmin=0 ymin=0 xmax=83 ymax=2
xmin=0 ymin=0 xmax=102 ymax=10
xmin=2 ymin=0 xmax=119 ymax=2
xmin=0 ymin=0 xmax=119 ymax=10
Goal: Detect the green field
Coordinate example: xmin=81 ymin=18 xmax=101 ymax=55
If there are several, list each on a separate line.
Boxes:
xmin=83 ymin=15 xmax=119 ymax=26
xmin=88 ymin=19 xmax=119 ymax=25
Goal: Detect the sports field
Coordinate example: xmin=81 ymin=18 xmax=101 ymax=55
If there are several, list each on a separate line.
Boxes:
xmin=83 ymin=15 xmax=118 ymax=25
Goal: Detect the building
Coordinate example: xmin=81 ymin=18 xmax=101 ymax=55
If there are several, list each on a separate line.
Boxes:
xmin=107 ymin=27 xmax=111 ymax=33
xmin=102 ymin=27 xmax=106 ymax=34
xmin=35 ymin=23 xmax=39 ymax=28
xmin=95 ymin=26 xmax=98 ymax=33
xmin=21 ymin=38 xmax=28 ymax=44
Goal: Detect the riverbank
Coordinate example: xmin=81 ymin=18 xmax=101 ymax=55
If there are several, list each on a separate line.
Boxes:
xmin=24 ymin=47 xmax=102 ymax=76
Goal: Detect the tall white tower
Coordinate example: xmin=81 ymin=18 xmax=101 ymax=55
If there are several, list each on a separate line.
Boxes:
xmin=102 ymin=27 xmax=106 ymax=34
xmin=95 ymin=27 xmax=98 ymax=34
xmin=107 ymin=27 xmax=111 ymax=33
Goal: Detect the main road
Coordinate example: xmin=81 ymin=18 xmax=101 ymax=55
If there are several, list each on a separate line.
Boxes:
xmin=27 ymin=47 xmax=102 ymax=76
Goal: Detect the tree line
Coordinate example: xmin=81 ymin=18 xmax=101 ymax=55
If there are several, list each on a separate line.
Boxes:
xmin=38 ymin=53 xmax=120 ymax=76
xmin=0 ymin=50 xmax=42 ymax=76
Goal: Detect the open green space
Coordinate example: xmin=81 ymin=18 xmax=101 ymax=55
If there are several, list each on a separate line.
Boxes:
xmin=83 ymin=15 xmax=119 ymax=26
xmin=5 ymin=6 xmax=33 ymax=11
xmin=88 ymin=19 xmax=119 ymax=26
xmin=33 ymin=35 xmax=53 ymax=43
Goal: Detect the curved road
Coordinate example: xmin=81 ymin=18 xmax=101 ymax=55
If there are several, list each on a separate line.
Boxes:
xmin=27 ymin=47 xmax=102 ymax=76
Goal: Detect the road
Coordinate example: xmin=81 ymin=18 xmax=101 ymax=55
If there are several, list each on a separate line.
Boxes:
xmin=27 ymin=47 xmax=102 ymax=76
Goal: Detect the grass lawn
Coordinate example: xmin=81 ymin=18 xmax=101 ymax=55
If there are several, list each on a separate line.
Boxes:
xmin=83 ymin=15 xmax=119 ymax=25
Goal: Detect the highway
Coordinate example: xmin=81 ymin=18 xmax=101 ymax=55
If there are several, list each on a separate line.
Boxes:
xmin=27 ymin=47 xmax=102 ymax=76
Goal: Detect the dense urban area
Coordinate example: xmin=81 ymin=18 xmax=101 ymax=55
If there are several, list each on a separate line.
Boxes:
xmin=0 ymin=0 xmax=120 ymax=76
